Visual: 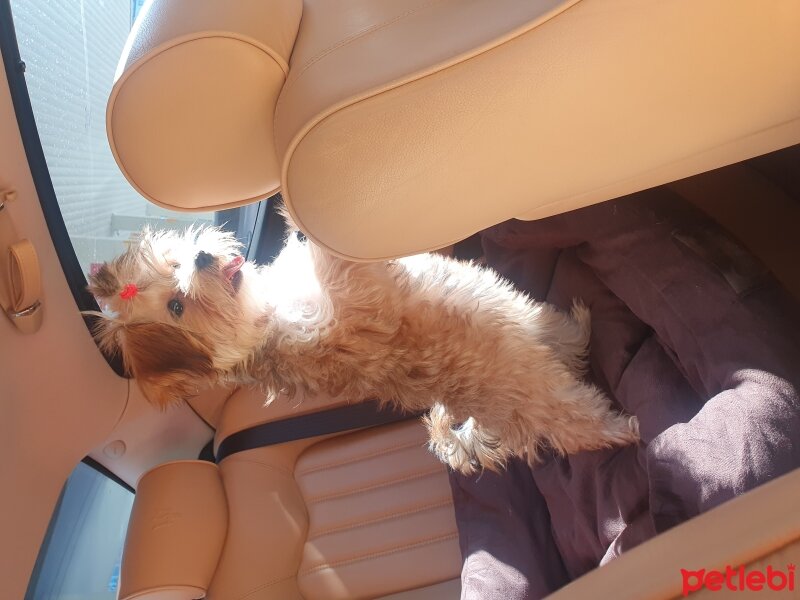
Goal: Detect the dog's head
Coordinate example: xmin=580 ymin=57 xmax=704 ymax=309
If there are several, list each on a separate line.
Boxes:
xmin=87 ymin=226 xmax=263 ymax=407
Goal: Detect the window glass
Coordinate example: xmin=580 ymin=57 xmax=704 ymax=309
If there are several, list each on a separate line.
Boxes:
xmin=10 ymin=0 xmax=256 ymax=275
xmin=25 ymin=462 xmax=134 ymax=600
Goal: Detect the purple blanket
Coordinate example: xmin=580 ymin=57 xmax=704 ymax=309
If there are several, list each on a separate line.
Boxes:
xmin=450 ymin=188 xmax=800 ymax=598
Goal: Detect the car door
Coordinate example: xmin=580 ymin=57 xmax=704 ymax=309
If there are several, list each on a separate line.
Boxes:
xmin=0 ymin=2 xmax=261 ymax=598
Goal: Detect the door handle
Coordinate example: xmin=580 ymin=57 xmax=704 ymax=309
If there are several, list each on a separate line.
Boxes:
xmin=0 ymin=188 xmax=43 ymax=334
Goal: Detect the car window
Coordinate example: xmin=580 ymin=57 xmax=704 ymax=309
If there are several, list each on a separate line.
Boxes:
xmin=1 ymin=4 xmax=254 ymax=597
xmin=24 ymin=462 xmax=134 ymax=600
xmin=8 ymin=0 xmax=259 ymax=281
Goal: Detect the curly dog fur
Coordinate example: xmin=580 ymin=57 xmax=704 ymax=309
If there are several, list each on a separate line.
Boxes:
xmin=87 ymin=226 xmax=638 ymax=474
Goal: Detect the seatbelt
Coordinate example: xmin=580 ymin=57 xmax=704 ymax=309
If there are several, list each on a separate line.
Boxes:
xmin=215 ymin=400 xmax=421 ymax=462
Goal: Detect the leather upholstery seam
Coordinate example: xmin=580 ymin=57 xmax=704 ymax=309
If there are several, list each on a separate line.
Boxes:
xmin=298 ymin=532 xmax=459 ymax=575
xmin=232 ymin=572 xmax=296 ymax=600
xmin=274 ymin=0 xmax=447 ymax=135
xmin=281 ymin=0 xmax=446 ymax=99
xmin=308 ymin=497 xmax=453 ymax=539
xmin=225 ymin=456 xmax=295 ymax=478
xmin=296 ymin=438 xmax=426 ymax=475
xmin=305 ymin=467 xmax=443 ymax=503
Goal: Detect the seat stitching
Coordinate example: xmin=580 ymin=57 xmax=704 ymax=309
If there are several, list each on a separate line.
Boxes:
xmin=274 ymin=0 xmax=448 ymax=127
xmin=305 ymin=467 xmax=443 ymax=504
xmin=308 ymin=497 xmax=453 ymax=539
xmin=296 ymin=438 xmax=427 ymax=475
xmin=226 ymin=457 xmax=295 ymax=478
xmin=232 ymin=572 xmax=296 ymax=600
xmin=298 ymin=532 xmax=459 ymax=576
xmin=282 ymin=0 xmax=446 ymax=92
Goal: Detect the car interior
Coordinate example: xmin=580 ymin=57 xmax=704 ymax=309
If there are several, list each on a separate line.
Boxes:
xmin=1 ymin=1 xmax=798 ymax=599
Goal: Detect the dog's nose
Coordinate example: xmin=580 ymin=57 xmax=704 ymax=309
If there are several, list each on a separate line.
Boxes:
xmin=195 ymin=251 xmax=215 ymax=270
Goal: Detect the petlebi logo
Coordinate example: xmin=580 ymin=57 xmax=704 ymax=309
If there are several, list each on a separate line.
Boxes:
xmin=681 ymin=564 xmax=795 ymax=596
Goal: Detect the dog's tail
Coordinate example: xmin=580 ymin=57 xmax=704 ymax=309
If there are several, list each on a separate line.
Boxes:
xmin=536 ymin=299 xmax=592 ymax=376
xmin=568 ymin=299 xmax=592 ymax=351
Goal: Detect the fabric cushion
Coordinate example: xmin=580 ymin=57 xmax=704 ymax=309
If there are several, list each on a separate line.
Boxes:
xmin=451 ymin=188 xmax=800 ymax=596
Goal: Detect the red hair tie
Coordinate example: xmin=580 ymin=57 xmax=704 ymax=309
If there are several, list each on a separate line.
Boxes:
xmin=120 ymin=283 xmax=138 ymax=300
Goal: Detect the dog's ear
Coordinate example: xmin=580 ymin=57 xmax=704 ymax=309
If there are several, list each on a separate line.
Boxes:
xmin=87 ymin=313 xmax=125 ymax=357
xmin=275 ymin=201 xmax=300 ymax=236
xmin=87 ymin=263 xmax=119 ymax=299
xmin=117 ymin=322 xmax=217 ymax=409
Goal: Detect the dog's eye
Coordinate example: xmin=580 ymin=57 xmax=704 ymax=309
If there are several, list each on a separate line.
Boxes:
xmin=170 ymin=262 xmax=180 ymax=270
xmin=167 ymin=298 xmax=184 ymax=317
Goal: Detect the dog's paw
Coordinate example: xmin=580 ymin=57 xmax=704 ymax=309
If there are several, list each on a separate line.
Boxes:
xmin=424 ymin=405 xmax=507 ymax=475
xmin=597 ymin=412 xmax=641 ymax=448
xmin=627 ymin=415 xmax=640 ymax=441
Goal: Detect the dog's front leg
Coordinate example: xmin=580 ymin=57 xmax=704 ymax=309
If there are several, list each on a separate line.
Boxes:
xmin=424 ymin=402 xmax=509 ymax=475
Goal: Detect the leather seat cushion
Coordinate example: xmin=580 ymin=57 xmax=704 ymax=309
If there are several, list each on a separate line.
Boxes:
xmin=295 ymin=421 xmax=461 ymax=599
xmin=206 ymin=420 xmax=461 ymax=600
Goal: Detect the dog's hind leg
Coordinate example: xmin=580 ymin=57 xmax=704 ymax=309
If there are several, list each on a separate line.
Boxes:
xmin=542 ymin=378 xmax=640 ymax=457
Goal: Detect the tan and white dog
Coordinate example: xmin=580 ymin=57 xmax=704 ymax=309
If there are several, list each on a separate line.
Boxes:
xmin=87 ymin=225 xmax=638 ymax=474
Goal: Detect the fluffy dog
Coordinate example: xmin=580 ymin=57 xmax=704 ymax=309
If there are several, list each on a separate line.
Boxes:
xmin=87 ymin=225 xmax=639 ymax=474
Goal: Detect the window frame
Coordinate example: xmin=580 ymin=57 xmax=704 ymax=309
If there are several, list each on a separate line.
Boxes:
xmin=0 ymin=0 xmax=266 ymax=375
xmin=0 ymin=0 xmax=100 ymax=318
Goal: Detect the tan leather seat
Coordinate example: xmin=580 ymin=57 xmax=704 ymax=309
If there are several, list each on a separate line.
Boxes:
xmin=116 ymin=400 xmax=800 ymax=600
xmin=118 ymin=389 xmax=462 ymax=600
xmin=107 ymin=0 xmax=800 ymax=260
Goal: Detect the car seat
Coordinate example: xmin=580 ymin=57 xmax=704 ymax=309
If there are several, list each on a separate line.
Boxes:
xmin=118 ymin=390 xmax=462 ymax=600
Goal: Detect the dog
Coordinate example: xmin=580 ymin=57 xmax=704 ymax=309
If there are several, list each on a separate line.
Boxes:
xmin=86 ymin=225 xmax=639 ymax=474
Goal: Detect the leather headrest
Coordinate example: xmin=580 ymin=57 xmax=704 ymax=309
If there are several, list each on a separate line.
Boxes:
xmin=118 ymin=461 xmax=227 ymax=600
xmin=107 ymin=0 xmax=800 ymax=261
xmin=107 ymin=0 xmax=302 ymax=212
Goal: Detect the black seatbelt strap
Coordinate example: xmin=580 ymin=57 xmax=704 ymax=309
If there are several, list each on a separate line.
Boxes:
xmin=215 ymin=400 xmax=420 ymax=462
